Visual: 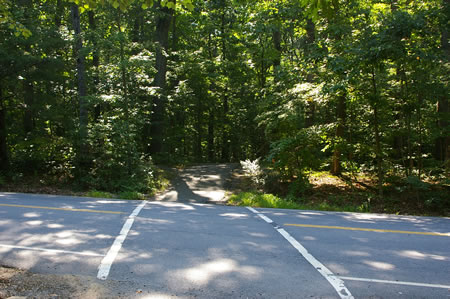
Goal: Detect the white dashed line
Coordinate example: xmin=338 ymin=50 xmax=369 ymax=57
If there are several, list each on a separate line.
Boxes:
xmin=97 ymin=200 xmax=147 ymax=280
xmin=247 ymin=207 xmax=354 ymax=299
xmin=339 ymin=276 xmax=450 ymax=289
xmin=0 ymin=244 xmax=104 ymax=257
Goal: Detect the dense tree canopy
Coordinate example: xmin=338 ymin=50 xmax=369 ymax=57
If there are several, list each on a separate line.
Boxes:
xmin=0 ymin=0 xmax=448 ymax=204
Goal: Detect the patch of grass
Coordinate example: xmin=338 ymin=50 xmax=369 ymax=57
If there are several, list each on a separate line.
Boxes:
xmin=149 ymin=166 xmax=175 ymax=195
xmin=229 ymin=190 xmax=373 ymax=212
xmin=86 ymin=190 xmax=115 ymax=199
xmin=228 ymin=192 xmax=302 ymax=209
xmin=118 ymin=191 xmax=145 ymax=200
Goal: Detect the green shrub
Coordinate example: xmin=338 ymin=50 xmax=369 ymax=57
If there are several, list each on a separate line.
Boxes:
xmin=229 ymin=192 xmax=302 ymax=209
xmin=287 ymin=175 xmax=311 ymax=197
xmin=118 ymin=191 xmax=145 ymax=200
xmin=86 ymin=190 xmax=115 ymax=198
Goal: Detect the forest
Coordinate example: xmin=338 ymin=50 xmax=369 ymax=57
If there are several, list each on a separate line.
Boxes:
xmin=0 ymin=0 xmax=448 ymax=215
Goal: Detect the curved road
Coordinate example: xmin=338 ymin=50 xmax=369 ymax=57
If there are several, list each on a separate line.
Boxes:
xmin=0 ymin=164 xmax=449 ymax=298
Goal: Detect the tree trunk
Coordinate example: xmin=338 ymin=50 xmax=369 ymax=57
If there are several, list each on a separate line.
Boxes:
xmin=72 ymin=4 xmax=89 ymax=174
xmin=371 ymin=67 xmax=383 ymax=198
xmin=208 ymin=109 xmax=214 ymax=162
xmin=305 ymin=19 xmax=316 ymax=127
xmin=331 ymin=94 xmax=346 ymax=175
xmin=55 ymin=0 xmax=63 ymax=27
xmin=0 ymin=85 xmax=8 ymax=173
xmin=148 ymin=1 xmax=173 ymax=155
xmin=23 ymin=79 xmax=34 ymax=134
xmin=221 ymin=92 xmax=230 ymax=162
xmin=88 ymin=11 xmax=101 ymax=121
xmin=272 ymin=27 xmax=281 ymax=79
xmin=434 ymin=0 xmax=450 ymax=165
xmin=195 ymin=96 xmax=203 ymax=162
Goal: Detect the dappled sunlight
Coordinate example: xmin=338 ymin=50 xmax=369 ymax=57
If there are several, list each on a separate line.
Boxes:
xmin=23 ymin=212 xmax=41 ymax=218
xmin=47 ymin=223 xmax=64 ymax=228
xmin=342 ymin=250 xmax=371 ymax=257
xmin=300 ymin=211 xmax=326 ymax=216
xmin=242 ymin=241 xmax=277 ymax=251
xmin=351 ymin=237 xmax=369 ymax=243
xmin=219 ymin=213 xmax=249 ymax=219
xmin=155 ymin=190 xmax=178 ymax=201
xmin=25 ymin=220 xmax=44 ymax=226
xmin=139 ymin=217 xmax=175 ymax=225
xmin=246 ymin=232 xmax=269 ymax=238
xmin=148 ymin=201 xmax=196 ymax=210
xmin=397 ymin=250 xmax=447 ymax=261
xmin=363 ymin=260 xmax=395 ymax=270
xmin=272 ymin=212 xmax=287 ymax=216
xmin=1 ymin=249 xmax=101 ymax=268
xmin=193 ymin=190 xmax=224 ymax=202
xmin=87 ymin=200 xmax=129 ymax=204
xmin=327 ymin=263 xmax=350 ymax=275
xmin=171 ymin=258 xmax=260 ymax=287
xmin=0 ymin=219 xmax=12 ymax=225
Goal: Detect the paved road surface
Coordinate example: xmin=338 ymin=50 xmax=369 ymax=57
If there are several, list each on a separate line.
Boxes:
xmin=0 ymin=164 xmax=449 ymax=298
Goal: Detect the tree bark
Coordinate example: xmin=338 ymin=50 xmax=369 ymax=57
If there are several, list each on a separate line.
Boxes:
xmin=72 ymin=4 xmax=89 ymax=174
xmin=434 ymin=0 xmax=450 ymax=164
xmin=0 ymin=84 xmax=8 ymax=172
xmin=272 ymin=27 xmax=281 ymax=79
xmin=148 ymin=1 xmax=173 ymax=155
xmin=55 ymin=0 xmax=63 ymax=27
xmin=331 ymin=94 xmax=346 ymax=175
xmin=371 ymin=67 xmax=383 ymax=198
xmin=221 ymin=92 xmax=230 ymax=161
xmin=88 ymin=11 xmax=101 ymax=121
xmin=23 ymin=79 xmax=34 ymax=134
xmin=208 ymin=109 xmax=214 ymax=162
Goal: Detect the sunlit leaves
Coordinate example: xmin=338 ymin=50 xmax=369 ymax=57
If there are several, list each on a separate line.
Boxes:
xmin=68 ymin=0 xmax=193 ymax=12
xmin=0 ymin=0 xmax=32 ymax=37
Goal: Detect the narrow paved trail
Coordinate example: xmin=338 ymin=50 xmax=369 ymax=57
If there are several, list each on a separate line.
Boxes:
xmin=155 ymin=164 xmax=238 ymax=203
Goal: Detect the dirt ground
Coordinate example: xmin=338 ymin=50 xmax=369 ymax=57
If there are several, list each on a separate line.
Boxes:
xmin=0 ymin=265 xmax=113 ymax=299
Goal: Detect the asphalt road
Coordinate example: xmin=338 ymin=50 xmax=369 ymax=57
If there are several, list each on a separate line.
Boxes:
xmin=0 ymin=166 xmax=449 ymax=298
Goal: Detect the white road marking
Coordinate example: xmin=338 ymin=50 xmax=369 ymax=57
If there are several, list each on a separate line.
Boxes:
xmin=246 ymin=207 xmax=354 ymax=299
xmin=97 ymin=201 xmax=147 ymax=280
xmin=339 ymin=276 xmax=450 ymax=289
xmin=0 ymin=244 xmax=104 ymax=257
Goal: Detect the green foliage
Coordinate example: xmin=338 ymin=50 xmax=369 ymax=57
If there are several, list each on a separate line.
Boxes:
xmin=118 ymin=191 xmax=145 ymax=200
xmin=229 ymin=192 xmax=302 ymax=209
xmin=0 ymin=0 xmax=447 ymax=216
xmin=405 ymin=176 xmax=431 ymax=192
xmin=287 ymin=175 xmax=312 ymax=197
xmin=86 ymin=190 xmax=115 ymax=198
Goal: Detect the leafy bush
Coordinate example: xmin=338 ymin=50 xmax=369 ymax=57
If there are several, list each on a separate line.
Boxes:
xmin=240 ymin=158 xmax=265 ymax=188
xmin=118 ymin=191 xmax=145 ymax=200
xmin=229 ymin=192 xmax=302 ymax=209
xmin=287 ymin=175 xmax=312 ymax=197
xmin=86 ymin=190 xmax=115 ymax=198
xmin=405 ymin=176 xmax=431 ymax=191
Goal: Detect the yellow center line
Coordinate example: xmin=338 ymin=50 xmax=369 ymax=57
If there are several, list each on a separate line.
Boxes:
xmin=284 ymin=223 xmax=450 ymax=237
xmin=0 ymin=203 xmax=126 ymax=214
